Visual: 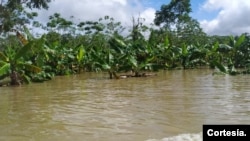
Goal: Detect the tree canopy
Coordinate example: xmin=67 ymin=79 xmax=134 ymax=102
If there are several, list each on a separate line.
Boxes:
xmin=5 ymin=0 xmax=51 ymax=9
xmin=154 ymin=0 xmax=192 ymax=28
xmin=0 ymin=0 xmax=51 ymax=33
xmin=154 ymin=0 xmax=206 ymax=47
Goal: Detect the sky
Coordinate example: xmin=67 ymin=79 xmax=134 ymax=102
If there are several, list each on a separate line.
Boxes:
xmin=36 ymin=0 xmax=250 ymax=36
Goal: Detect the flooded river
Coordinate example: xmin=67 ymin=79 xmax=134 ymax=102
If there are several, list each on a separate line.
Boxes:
xmin=0 ymin=69 xmax=250 ymax=141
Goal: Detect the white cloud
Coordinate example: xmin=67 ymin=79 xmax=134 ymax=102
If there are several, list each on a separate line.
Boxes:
xmin=32 ymin=0 xmax=250 ymax=36
xmin=200 ymin=0 xmax=250 ymax=35
xmin=139 ymin=8 xmax=156 ymax=25
xmin=35 ymin=0 xmax=156 ymax=31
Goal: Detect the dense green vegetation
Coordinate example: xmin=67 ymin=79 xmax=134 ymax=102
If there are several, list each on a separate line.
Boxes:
xmin=0 ymin=0 xmax=250 ymax=86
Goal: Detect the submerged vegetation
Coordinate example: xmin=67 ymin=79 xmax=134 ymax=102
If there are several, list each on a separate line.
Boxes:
xmin=0 ymin=0 xmax=250 ymax=86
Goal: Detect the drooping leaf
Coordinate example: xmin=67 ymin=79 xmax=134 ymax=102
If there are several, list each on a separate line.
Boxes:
xmin=0 ymin=63 xmax=10 ymax=76
xmin=146 ymin=56 xmax=155 ymax=63
xmin=213 ymin=61 xmax=227 ymax=73
xmin=22 ymin=74 xmax=31 ymax=84
xmin=115 ymin=38 xmax=126 ymax=47
xmin=44 ymin=46 xmax=56 ymax=54
xmin=229 ymin=66 xmax=238 ymax=75
xmin=128 ymin=56 xmax=137 ymax=68
xmin=17 ymin=63 xmax=41 ymax=73
xmin=0 ymin=52 xmax=9 ymax=62
xmin=0 ymin=61 xmax=7 ymax=67
xmin=67 ymin=54 xmax=75 ymax=59
xmin=14 ymin=29 xmax=29 ymax=46
xmin=102 ymin=64 xmax=111 ymax=70
xmin=219 ymin=44 xmax=232 ymax=53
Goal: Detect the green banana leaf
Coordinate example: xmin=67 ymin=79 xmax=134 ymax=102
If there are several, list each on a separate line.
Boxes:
xmin=102 ymin=64 xmax=111 ymax=70
xmin=14 ymin=41 xmax=34 ymax=60
xmin=235 ymin=34 xmax=245 ymax=48
xmin=76 ymin=45 xmax=85 ymax=63
xmin=212 ymin=61 xmax=227 ymax=73
xmin=0 ymin=52 xmax=9 ymax=62
xmin=0 ymin=63 xmax=11 ymax=76
xmin=17 ymin=63 xmax=41 ymax=73
xmin=128 ymin=56 xmax=137 ymax=68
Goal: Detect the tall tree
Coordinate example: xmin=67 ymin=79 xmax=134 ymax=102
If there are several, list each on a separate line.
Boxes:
xmin=0 ymin=0 xmax=51 ymax=33
xmin=154 ymin=0 xmax=207 ymax=46
xmin=154 ymin=0 xmax=192 ymax=29
xmin=6 ymin=0 xmax=51 ymax=9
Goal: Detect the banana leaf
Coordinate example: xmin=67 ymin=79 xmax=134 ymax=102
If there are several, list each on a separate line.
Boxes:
xmin=0 ymin=63 xmax=10 ymax=76
xmin=212 ymin=61 xmax=227 ymax=73
xmin=102 ymin=64 xmax=111 ymax=70
xmin=235 ymin=34 xmax=245 ymax=48
xmin=164 ymin=36 xmax=169 ymax=47
xmin=24 ymin=26 xmax=34 ymax=41
xmin=22 ymin=74 xmax=31 ymax=84
xmin=211 ymin=42 xmax=219 ymax=52
xmin=0 ymin=61 xmax=7 ymax=67
xmin=0 ymin=52 xmax=9 ymax=62
xmin=114 ymin=38 xmax=126 ymax=48
xmin=17 ymin=63 xmax=41 ymax=73
xmin=128 ymin=56 xmax=137 ymax=68
xmin=219 ymin=44 xmax=232 ymax=52
xmin=14 ymin=41 xmax=34 ymax=60
xmin=76 ymin=45 xmax=85 ymax=63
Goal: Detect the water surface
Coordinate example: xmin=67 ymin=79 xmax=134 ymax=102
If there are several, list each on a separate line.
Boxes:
xmin=0 ymin=69 xmax=250 ymax=141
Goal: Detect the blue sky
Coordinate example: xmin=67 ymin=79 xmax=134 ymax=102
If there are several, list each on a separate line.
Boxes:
xmin=37 ymin=0 xmax=250 ymax=35
xmin=140 ymin=0 xmax=217 ymax=21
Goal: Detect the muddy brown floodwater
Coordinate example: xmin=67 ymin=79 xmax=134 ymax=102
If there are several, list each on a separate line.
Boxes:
xmin=0 ymin=69 xmax=250 ymax=141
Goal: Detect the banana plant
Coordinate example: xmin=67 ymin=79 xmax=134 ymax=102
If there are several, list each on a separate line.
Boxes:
xmin=110 ymin=37 xmax=157 ymax=77
xmin=74 ymin=44 xmax=85 ymax=73
xmin=228 ymin=34 xmax=246 ymax=68
xmin=157 ymin=36 xmax=181 ymax=69
xmin=180 ymin=44 xmax=208 ymax=69
xmin=180 ymin=43 xmax=189 ymax=69
xmin=211 ymin=34 xmax=247 ymax=75
xmin=0 ymin=40 xmax=41 ymax=85
xmin=207 ymin=42 xmax=222 ymax=68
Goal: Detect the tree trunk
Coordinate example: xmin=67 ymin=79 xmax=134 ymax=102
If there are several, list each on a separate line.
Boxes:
xmin=10 ymin=71 xmax=21 ymax=85
xmin=109 ymin=71 xmax=113 ymax=79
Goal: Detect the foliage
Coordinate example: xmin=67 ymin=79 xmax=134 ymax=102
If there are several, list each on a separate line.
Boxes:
xmin=1 ymin=0 xmax=250 ymax=86
xmin=0 ymin=35 xmax=42 ymax=85
xmin=154 ymin=0 xmax=192 ymax=28
xmin=6 ymin=0 xmax=51 ymax=9
xmin=0 ymin=0 xmax=50 ymax=34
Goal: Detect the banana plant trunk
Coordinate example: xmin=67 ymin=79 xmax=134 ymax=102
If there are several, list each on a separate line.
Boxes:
xmin=109 ymin=70 xmax=113 ymax=79
xmin=10 ymin=65 xmax=22 ymax=85
xmin=10 ymin=71 xmax=21 ymax=85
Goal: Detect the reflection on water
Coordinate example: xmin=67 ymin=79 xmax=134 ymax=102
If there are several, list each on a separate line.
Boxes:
xmin=0 ymin=69 xmax=250 ymax=141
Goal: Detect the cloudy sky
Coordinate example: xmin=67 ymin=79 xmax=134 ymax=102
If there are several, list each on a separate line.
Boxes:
xmin=36 ymin=0 xmax=250 ymax=35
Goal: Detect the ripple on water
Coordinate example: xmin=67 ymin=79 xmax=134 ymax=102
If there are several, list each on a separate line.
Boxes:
xmin=1 ymin=70 xmax=250 ymax=141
